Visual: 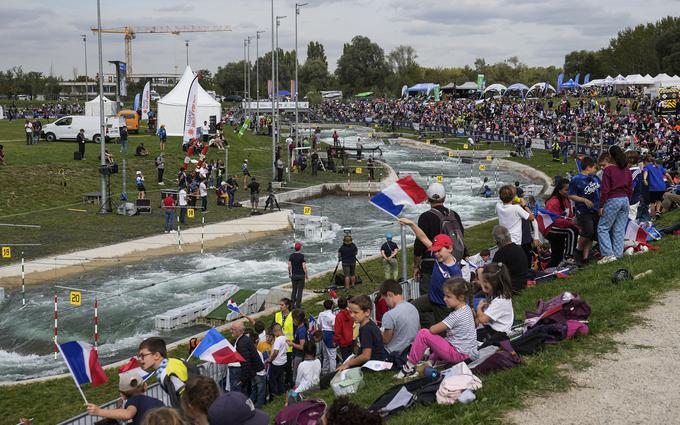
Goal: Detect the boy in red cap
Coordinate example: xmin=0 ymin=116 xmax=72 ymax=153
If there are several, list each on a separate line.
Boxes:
xmin=398 ymin=218 xmax=462 ymax=327
xmin=288 ymin=242 xmax=308 ymax=308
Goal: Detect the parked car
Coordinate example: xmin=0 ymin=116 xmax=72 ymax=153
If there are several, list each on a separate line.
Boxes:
xmin=224 ymin=94 xmax=243 ymax=102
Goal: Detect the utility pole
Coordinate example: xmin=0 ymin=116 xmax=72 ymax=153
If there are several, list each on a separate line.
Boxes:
xmin=81 ymin=34 xmax=89 ymax=101
xmin=294 ymin=3 xmax=308 ymax=159
xmin=243 ymin=39 xmax=248 ymax=118
xmin=256 ymin=30 xmax=265 ymax=129
xmin=185 ymin=39 xmax=189 ymax=66
xmin=271 ymin=0 xmax=276 ymax=179
xmin=96 ymin=0 xmax=108 ymax=214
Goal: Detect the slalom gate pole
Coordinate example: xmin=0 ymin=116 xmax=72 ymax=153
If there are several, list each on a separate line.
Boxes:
xmin=400 ymin=224 xmax=407 ymax=281
xmin=54 ymin=291 xmax=58 ymax=360
xmin=94 ymin=296 xmax=99 ymax=349
xmin=201 ymin=216 xmax=205 ymax=254
xmin=21 ymin=253 xmax=25 ymax=307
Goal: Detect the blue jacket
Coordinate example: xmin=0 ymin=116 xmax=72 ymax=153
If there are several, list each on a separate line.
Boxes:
xmin=157 ymin=127 xmax=166 ymax=139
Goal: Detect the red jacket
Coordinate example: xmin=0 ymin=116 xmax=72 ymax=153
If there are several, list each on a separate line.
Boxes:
xmin=333 ymin=309 xmax=354 ymax=348
xmin=543 ymin=195 xmax=577 ymax=235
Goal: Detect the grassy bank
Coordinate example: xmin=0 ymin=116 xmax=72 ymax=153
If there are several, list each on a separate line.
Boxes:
xmin=0 ymin=120 xmax=370 ymax=263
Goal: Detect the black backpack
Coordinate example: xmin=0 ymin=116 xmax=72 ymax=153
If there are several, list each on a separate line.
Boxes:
xmin=368 ymin=376 xmax=443 ymax=418
xmin=429 ymin=208 xmax=466 ymax=262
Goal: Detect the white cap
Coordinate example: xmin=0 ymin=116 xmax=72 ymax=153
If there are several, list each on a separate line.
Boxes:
xmin=426 ymin=182 xmax=446 ymax=200
xmin=136 ymin=171 xmax=141 ymax=175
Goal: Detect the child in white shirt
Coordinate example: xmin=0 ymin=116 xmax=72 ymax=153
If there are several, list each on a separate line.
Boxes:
xmin=287 ymin=340 xmax=321 ymax=405
xmin=317 ymin=299 xmax=337 ymax=373
xmin=476 ymin=263 xmax=514 ymax=336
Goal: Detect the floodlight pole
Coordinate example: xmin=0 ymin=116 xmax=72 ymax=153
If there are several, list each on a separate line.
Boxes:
xmin=96 ymin=0 xmax=108 ymax=214
xmin=243 ymin=39 xmax=248 ymax=118
xmin=276 ymin=15 xmax=286 ymax=179
xmin=185 ymin=39 xmax=189 ymax=66
xmin=256 ymin=30 xmax=265 ymax=129
xmin=81 ymin=34 xmax=88 ymax=101
xmin=271 ymin=0 xmax=276 ymax=179
xmin=294 ymin=3 xmax=308 ymax=159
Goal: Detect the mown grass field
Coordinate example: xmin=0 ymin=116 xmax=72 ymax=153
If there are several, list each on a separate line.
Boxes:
xmin=0 ymin=119 xmax=370 ymax=262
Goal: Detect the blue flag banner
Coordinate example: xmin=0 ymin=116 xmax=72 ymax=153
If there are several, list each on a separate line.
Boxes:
xmin=584 ymin=74 xmax=591 ymax=85
xmin=556 ymin=73 xmax=564 ymax=94
xmin=575 ymin=73 xmax=581 ymax=85
xmin=133 ymin=93 xmax=140 ymax=111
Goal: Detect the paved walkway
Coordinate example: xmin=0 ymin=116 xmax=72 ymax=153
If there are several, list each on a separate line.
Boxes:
xmin=506 ymin=289 xmax=680 ymax=425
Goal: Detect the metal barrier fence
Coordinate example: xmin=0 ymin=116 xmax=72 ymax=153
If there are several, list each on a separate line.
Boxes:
xmin=56 ymin=363 xmax=230 ymax=425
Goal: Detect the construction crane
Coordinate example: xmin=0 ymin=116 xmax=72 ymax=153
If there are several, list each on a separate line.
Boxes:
xmin=90 ymin=25 xmax=232 ymax=77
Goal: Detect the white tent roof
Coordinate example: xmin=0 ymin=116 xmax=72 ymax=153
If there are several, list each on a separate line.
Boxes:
xmin=84 ymin=95 xmax=117 ymax=116
xmin=653 ymin=73 xmax=672 ymax=82
xmin=87 ymin=95 xmax=113 ymax=105
xmin=483 ymin=83 xmax=507 ymax=94
xmin=582 ymin=79 xmax=603 ymax=87
xmin=526 ymin=82 xmax=556 ymax=93
xmin=613 ymin=74 xmax=627 ymax=85
xmin=159 ymin=66 xmax=221 ymax=107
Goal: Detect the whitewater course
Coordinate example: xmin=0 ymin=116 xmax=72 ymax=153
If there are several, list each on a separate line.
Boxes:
xmin=0 ymin=127 xmax=549 ymax=383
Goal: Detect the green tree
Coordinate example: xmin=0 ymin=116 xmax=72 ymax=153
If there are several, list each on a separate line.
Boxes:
xmin=335 ymin=35 xmax=391 ymax=95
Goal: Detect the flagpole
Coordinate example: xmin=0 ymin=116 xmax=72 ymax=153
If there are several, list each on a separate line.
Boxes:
xmin=56 ymin=343 xmax=89 ymax=405
xmin=400 ymin=224 xmax=408 ymax=282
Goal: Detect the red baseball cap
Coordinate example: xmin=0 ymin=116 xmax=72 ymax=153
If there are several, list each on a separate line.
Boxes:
xmin=294 ymin=242 xmax=302 ymax=251
xmin=429 ymin=234 xmax=453 ymax=251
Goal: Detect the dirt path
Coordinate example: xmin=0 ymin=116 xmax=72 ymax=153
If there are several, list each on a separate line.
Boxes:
xmin=507 ymin=289 xmax=680 ymax=425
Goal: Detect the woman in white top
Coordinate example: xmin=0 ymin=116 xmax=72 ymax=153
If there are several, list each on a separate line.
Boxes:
xmin=475 ymin=263 xmax=514 ymax=336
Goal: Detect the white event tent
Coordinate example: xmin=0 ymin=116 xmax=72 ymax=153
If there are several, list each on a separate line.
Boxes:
xmin=85 ymin=95 xmax=118 ymax=116
xmin=483 ymin=83 xmax=507 ymax=96
xmin=157 ymin=66 xmax=222 ymax=136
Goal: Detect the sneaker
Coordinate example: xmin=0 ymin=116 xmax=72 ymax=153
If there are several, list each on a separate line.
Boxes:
xmin=394 ymin=365 xmax=417 ymax=380
xmin=598 ymin=255 xmax=617 ymax=265
xmin=158 ymin=181 xmax=165 ymax=185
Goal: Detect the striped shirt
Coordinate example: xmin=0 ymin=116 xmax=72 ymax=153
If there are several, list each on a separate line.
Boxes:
xmin=442 ymin=305 xmax=479 ymax=359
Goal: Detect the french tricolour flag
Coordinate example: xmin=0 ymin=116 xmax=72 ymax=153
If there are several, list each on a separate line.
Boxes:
xmin=535 ymin=208 xmax=561 ymax=234
xmin=625 ymin=219 xmax=648 ymax=244
xmin=369 ymin=176 xmax=428 ymax=217
xmin=59 ymin=341 xmax=108 ymax=387
xmin=191 ymin=328 xmax=245 ymax=364
xmin=118 ymin=357 xmax=150 ymax=381
xmin=227 ymin=299 xmax=240 ymax=314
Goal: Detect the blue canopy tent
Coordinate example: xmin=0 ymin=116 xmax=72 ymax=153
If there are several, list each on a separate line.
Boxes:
xmin=404 ymin=83 xmax=439 ymax=97
xmin=560 ymin=79 xmax=579 ymax=89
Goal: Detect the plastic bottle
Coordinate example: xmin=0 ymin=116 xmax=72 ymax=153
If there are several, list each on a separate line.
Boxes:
xmin=423 ymin=366 xmax=439 ymax=380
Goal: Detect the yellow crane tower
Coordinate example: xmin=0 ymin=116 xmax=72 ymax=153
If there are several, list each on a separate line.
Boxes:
xmin=90 ymin=25 xmax=232 ymax=77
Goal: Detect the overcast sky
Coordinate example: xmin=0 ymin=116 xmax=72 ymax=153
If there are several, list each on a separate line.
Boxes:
xmin=1 ymin=0 xmax=678 ymax=79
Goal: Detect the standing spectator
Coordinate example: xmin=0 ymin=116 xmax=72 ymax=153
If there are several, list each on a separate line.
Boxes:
xmin=24 ymin=120 xmax=32 ymax=145
xmin=265 ymin=323 xmax=288 ymax=397
xmin=495 ymin=184 xmax=536 ymax=263
xmin=568 ymin=156 xmax=601 ymax=265
xmin=242 ymin=159 xmax=251 ymax=188
xmin=157 ymin=124 xmax=167 ymax=153
xmin=77 ymin=129 xmax=86 ymax=160
xmin=120 ymin=125 xmax=129 ymax=155
xmin=178 ymin=186 xmax=188 ymax=224
xmin=597 ymin=146 xmax=632 ymax=263
xmin=163 ymin=193 xmax=175 ymax=233
xmin=333 ymin=297 xmax=354 ymax=362
xmin=32 ymin=119 xmax=41 ymax=144
xmin=317 ymin=299 xmax=337 ymax=373
xmin=135 ymin=171 xmax=146 ymax=199
xmin=199 ymin=178 xmax=208 ymax=212
xmin=274 ymin=298 xmax=294 ymax=390
xmin=413 ymin=183 xmax=465 ymax=296
xmin=367 ymin=157 xmax=375 ymax=181
xmin=627 ymin=150 xmax=643 ymax=220
xmin=226 ymin=174 xmax=238 ymax=208
xmin=202 ymin=121 xmax=210 ymax=143
xmin=311 ymin=150 xmax=320 ymax=176
xmin=289 ymin=340 xmax=321 ymax=404
xmin=155 ymin=153 xmax=165 ymax=185
xmin=288 ymin=242 xmax=308 ymax=309
xmin=380 ymin=233 xmax=399 ymax=280
xmin=287 ymin=309 xmax=309 ymax=382
xmin=338 ymin=234 xmax=358 ymax=289
xmin=230 ymin=321 xmax=264 ymax=395
xmin=276 ymin=158 xmax=284 ymax=182
xmin=643 ymin=155 xmax=672 ymax=219
xmin=247 ymin=176 xmax=260 ymax=211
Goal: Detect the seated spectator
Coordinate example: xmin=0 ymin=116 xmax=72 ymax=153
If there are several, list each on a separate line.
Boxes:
xmin=336 ymin=295 xmax=385 ymax=372
xmin=379 ymin=279 xmax=419 ymax=370
xmin=181 ymin=376 xmax=220 ymax=425
xmin=475 ymin=263 xmax=514 ymax=341
xmin=86 ymin=371 xmax=163 ymax=425
xmin=320 ymin=396 xmax=383 ymax=425
xmin=491 ymin=225 xmax=528 ymax=293
xmin=135 ymin=143 xmax=149 ymax=157
xmin=208 ymin=391 xmax=269 ymax=425
xmin=216 ymin=181 xmax=229 ymax=206
xmin=542 ymin=179 xmax=580 ymax=267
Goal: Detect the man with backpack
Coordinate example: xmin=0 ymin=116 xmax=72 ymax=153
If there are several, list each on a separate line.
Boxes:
xmin=137 ymin=337 xmax=198 ymax=408
xmin=413 ymin=183 xmax=467 ymax=296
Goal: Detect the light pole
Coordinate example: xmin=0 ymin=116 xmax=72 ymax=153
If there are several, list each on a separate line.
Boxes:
xmin=81 ymin=34 xmax=89 ymax=101
xmin=246 ymin=36 xmax=253 ymax=115
xmin=96 ymin=0 xmax=108 ymax=214
xmin=271 ymin=0 xmax=276 ymax=179
xmin=243 ymin=39 xmax=248 ymax=118
xmin=294 ymin=3 xmax=308 ymax=156
xmin=185 ymin=39 xmax=189 ymax=66
xmin=276 ymin=15 xmax=286 ymax=171
xmin=255 ymin=30 xmax=265 ymax=129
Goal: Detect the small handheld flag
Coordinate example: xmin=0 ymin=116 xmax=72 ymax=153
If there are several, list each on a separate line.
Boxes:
xmin=188 ymin=328 xmax=245 ymax=364
xmin=369 ymin=176 xmax=428 ymax=217
xmin=625 ymin=219 xmax=648 ymax=244
xmin=118 ymin=357 xmax=150 ymax=381
xmin=58 ymin=341 xmax=109 ymax=403
xmin=227 ymin=299 xmax=240 ymax=314
xmin=308 ymin=314 xmax=317 ymax=331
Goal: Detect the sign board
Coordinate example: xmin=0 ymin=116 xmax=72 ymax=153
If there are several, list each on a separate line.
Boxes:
xmin=303 ymin=206 xmax=312 ymax=215
xmin=436 ymin=175 xmax=443 ymax=183
xmin=479 ymin=164 xmax=487 ymax=171
xmin=486 ymin=155 xmax=493 ymax=161
xmin=187 ymin=208 xmax=195 ymax=218
xmin=1 ymin=246 xmax=11 ymax=259
xmin=241 ymin=101 xmax=310 ymax=111
xmin=70 ymin=291 xmax=82 ymax=306
xmin=355 ymin=167 xmax=363 ymax=174
xmin=448 ymin=151 xmax=454 ymax=157
xmin=463 ymin=144 xmax=469 ymax=150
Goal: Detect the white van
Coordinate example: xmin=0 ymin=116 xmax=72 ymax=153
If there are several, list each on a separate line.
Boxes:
xmin=42 ymin=115 xmax=124 ymax=143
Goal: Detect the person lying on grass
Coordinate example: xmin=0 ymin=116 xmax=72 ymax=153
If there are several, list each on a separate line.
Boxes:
xmin=336 ymin=295 xmax=385 ymax=372
xmin=395 ymin=277 xmax=478 ymax=379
